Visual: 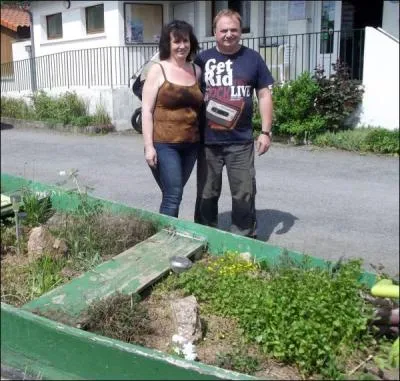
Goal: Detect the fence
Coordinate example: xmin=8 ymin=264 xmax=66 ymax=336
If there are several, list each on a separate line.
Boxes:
xmin=1 ymin=29 xmax=365 ymax=94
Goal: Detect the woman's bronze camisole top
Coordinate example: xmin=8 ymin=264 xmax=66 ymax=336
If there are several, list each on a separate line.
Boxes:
xmin=153 ymin=63 xmax=203 ymax=143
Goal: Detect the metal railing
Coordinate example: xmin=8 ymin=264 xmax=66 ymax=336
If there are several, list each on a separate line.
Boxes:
xmin=1 ymin=29 xmax=365 ymax=93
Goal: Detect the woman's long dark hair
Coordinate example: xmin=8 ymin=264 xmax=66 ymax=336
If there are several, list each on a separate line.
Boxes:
xmin=158 ymin=20 xmax=199 ymax=61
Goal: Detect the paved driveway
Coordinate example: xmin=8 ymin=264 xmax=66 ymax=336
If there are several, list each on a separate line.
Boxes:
xmin=1 ymin=125 xmax=399 ymax=276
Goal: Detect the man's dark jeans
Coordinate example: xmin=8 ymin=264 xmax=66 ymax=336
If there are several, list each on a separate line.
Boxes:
xmin=195 ymin=142 xmax=257 ymax=237
xmin=151 ymin=142 xmax=199 ymax=217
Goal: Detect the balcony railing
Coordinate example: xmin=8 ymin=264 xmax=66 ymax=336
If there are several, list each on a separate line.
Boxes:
xmin=1 ymin=29 xmax=365 ymax=94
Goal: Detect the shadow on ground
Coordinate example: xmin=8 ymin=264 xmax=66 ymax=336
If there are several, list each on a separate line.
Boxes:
xmin=218 ymin=209 xmax=299 ymax=241
xmin=1 ymin=123 xmax=14 ymax=130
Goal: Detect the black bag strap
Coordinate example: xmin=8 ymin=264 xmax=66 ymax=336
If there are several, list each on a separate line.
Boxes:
xmin=192 ymin=63 xmax=196 ymax=78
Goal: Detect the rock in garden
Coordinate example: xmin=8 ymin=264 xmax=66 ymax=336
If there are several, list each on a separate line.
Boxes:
xmin=170 ymin=295 xmax=202 ymax=344
xmin=27 ymin=226 xmax=68 ymax=261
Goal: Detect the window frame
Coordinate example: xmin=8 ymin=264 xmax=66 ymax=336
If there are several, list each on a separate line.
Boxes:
xmin=85 ymin=4 xmax=105 ymax=35
xmin=123 ymin=2 xmax=163 ymax=45
xmin=211 ymin=0 xmax=250 ymax=34
xmin=46 ymin=12 xmax=63 ymax=40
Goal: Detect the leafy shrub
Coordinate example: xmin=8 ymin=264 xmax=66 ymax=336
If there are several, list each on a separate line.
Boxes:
xmin=271 ymin=72 xmax=325 ymax=138
xmin=313 ymin=61 xmax=364 ymax=131
xmin=313 ymin=128 xmax=399 ymax=155
xmin=31 ymin=90 xmax=88 ymax=125
xmin=1 ymin=96 xmax=35 ymax=119
xmin=70 ymin=115 xmax=93 ymax=127
xmin=360 ymin=128 xmax=400 ymax=155
xmin=279 ymin=115 xmax=327 ymax=140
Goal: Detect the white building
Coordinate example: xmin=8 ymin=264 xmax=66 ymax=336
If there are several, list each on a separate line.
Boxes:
xmin=2 ymin=0 xmax=399 ymax=130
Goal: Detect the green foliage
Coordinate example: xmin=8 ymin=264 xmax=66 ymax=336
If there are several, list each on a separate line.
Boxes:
xmin=20 ymin=189 xmax=54 ymax=227
xmin=31 ymin=90 xmax=87 ymax=125
xmin=167 ymin=252 xmax=375 ymax=378
xmin=0 ymin=96 xmax=35 ymax=119
xmin=313 ymin=61 xmax=364 ymax=131
xmin=29 ymin=255 xmax=65 ymax=298
xmin=91 ymin=102 xmax=111 ymax=126
xmin=216 ymin=347 xmax=260 ymax=374
xmin=360 ymin=128 xmax=400 ymax=155
xmin=279 ymin=114 xmax=327 ymax=140
xmin=271 ymin=72 xmax=326 ymax=138
xmin=313 ymin=128 xmax=399 ymax=155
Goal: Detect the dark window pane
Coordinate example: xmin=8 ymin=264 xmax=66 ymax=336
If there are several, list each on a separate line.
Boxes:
xmin=46 ymin=13 xmax=62 ymax=39
xmin=86 ymin=4 xmax=104 ymax=34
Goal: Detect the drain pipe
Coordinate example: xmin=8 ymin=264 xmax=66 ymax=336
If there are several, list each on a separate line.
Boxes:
xmin=25 ymin=5 xmax=37 ymax=92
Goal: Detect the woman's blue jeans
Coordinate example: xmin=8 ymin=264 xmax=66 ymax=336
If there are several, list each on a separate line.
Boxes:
xmin=150 ymin=142 xmax=199 ymax=217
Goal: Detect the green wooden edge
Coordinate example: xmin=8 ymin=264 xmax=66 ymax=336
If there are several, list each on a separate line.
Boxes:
xmin=1 ymin=303 xmax=258 ymax=380
xmin=0 ymin=173 xmax=378 ymax=380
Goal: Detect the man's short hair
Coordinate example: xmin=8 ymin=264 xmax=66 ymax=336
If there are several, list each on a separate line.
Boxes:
xmin=213 ymin=9 xmax=242 ymax=32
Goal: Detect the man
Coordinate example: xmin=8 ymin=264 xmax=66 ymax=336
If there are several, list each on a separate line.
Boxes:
xmin=194 ymin=9 xmax=274 ymax=238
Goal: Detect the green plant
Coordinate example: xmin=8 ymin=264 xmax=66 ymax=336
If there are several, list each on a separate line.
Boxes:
xmin=29 ymin=255 xmax=65 ymax=298
xmin=313 ymin=128 xmax=399 ymax=155
xmin=91 ymin=101 xmax=111 ymax=126
xmin=216 ymin=347 xmax=260 ymax=374
xmin=168 ymin=252 xmax=375 ymax=378
xmin=313 ymin=61 xmax=364 ymax=131
xmin=31 ymin=90 xmax=88 ymax=125
xmin=20 ymin=189 xmax=54 ymax=227
xmin=1 ymin=96 xmax=35 ymax=119
xmin=360 ymin=128 xmax=400 ymax=155
xmin=271 ymin=72 xmax=325 ymax=139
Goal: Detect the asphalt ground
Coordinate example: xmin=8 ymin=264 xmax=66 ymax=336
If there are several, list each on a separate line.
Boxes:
xmin=1 ymin=125 xmax=399 ymax=277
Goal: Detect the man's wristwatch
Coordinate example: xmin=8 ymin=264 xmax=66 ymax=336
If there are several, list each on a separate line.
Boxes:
xmin=261 ymin=131 xmax=272 ymax=138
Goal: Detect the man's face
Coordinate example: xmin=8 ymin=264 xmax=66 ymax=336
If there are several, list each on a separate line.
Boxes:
xmin=214 ymin=15 xmax=241 ymax=54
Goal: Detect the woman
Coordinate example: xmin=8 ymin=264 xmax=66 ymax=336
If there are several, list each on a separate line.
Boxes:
xmin=142 ymin=20 xmax=203 ymax=217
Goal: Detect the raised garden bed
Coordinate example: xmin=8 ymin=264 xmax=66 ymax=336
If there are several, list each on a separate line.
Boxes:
xmin=1 ymin=173 xmax=398 ymax=380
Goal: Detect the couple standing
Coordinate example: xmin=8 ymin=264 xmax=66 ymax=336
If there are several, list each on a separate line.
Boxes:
xmin=142 ymin=9 xmax=274 ymax=238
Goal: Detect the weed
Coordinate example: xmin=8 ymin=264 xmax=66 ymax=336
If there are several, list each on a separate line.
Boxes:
xmin=29 ymin=255 xmax=66 ymax=298
xmin=81 ymin=292 xmax=153 ymax=345
xmin=216 ymin=347 xmax=260 ymax=374
xmin=20 ymin=188 xmax=54 ymax=227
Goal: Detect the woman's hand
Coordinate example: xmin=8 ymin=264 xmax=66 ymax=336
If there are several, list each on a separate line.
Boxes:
xmin=144 ymin=145 xmax=157 ymax=168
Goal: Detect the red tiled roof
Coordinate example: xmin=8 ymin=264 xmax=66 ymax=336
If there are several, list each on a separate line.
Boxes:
xmin=0 ymin=7 xmax=30 ymax=32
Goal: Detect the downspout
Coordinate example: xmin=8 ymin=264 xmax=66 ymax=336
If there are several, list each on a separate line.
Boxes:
xmin=263 ymin=0 xmax=266 ymax=41
xmin=26 ymin=7 xmax=37 ymax=92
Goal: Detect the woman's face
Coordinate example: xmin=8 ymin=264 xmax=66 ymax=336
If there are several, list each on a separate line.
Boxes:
xmin=170 ymin=32 xmax=190 ymax=60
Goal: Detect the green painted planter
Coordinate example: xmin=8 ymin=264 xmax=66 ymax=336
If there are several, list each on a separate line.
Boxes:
xmin=0 ymin=173 xmax=378 ymax=380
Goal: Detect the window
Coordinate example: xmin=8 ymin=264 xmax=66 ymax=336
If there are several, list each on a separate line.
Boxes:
xmin=124 ymin=3 xmax=163 ymax=44
xmin=86 ymin=4 xmax=104 ymax=34
xmin=46 ymin=13 xmax=63 ymax=39
xmin=264 ymin=1 xmax=288 ymax=46
xmin=212 ymin=0 xmax=250 ymax=33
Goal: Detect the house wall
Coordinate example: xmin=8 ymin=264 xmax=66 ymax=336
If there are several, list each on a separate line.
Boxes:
xmin=12 ymin=40 xmax=31 ymax=62
xmin=30 ymin=0 xmax=123 ymax=57
xmin=360 ymin=27 xmax=399 ymax=130
xmin=382 ymin=0 xmax=399 ymax=39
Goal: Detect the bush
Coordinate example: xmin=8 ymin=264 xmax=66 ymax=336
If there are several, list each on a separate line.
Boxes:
xmin=31 ymin=90 xmax=88 ymax=125
xmin=360 ymin=128 xmax=400 ymax=154
xmin=313 ymin=61 xmax=364 ymax=131
xmin=91 ymin=102 xmax=111 ymax=126
xmin=272 ymin=72 xmax=325 ymax=138
xmin=1 ymin=96 xmax=35 ymax=119
xmin=313 ymin=127 xmax=399 ymax=155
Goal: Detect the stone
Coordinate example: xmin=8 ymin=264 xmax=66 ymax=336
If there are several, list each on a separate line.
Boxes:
xmin=27 ymin=226 xmax=68 ymax=261
xmin=170 ymin=295 xmax=202 ymax=344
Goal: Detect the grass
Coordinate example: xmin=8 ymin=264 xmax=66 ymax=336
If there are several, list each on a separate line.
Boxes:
xmin=313 ymin=127 xmax=399 ymax=155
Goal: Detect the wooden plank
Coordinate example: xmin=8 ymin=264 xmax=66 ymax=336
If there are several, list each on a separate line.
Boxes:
xmin=22 ymin=229 xmax=206 ymax=324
